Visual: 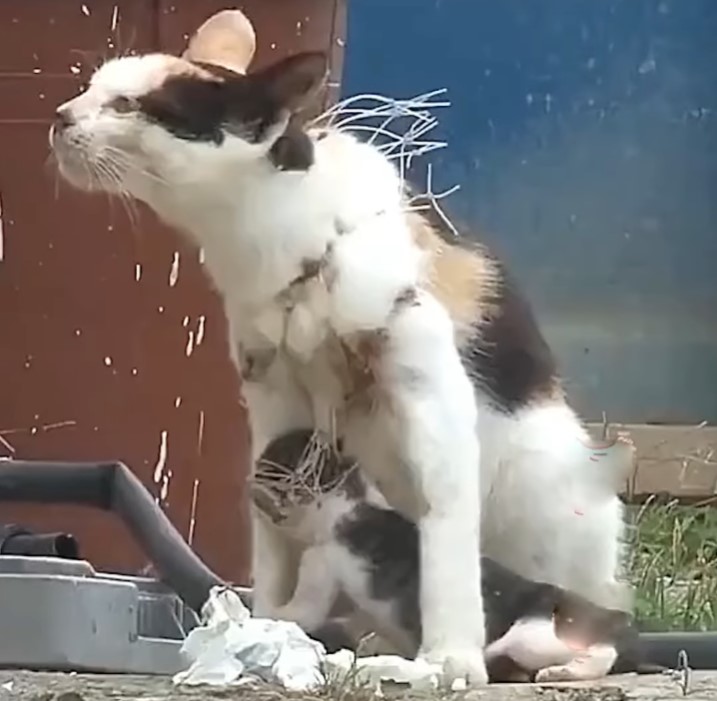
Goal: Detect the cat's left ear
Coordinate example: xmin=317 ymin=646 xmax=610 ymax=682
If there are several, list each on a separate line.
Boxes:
xmin=252 ymin=52 xmax=329 ymax=113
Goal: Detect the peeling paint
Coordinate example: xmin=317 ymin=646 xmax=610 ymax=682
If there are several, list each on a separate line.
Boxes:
xmin=168 ymin=251 xmax=180 ymax=287
xmin=160 ymin=473 xmax=170 ymax=501
xmin=174 ymin=396 xmax=182 ymax=408
xmin=185 ymin=330 xmax=195 ymax=357
xmin=81 ymin=4 xmax=90 ymax=16
xmin=103 ymin=356 xmax=113 ymax=366
xmin=110 ymin=5 xmax=119 ymax=31
xmin=153 ymin=430 xmax=168 ymax=483
xmin=638 ymin=56 xmax=656 ymax=74
xmin=134 ymin=263 xmax=142 ymax=281
xmin=182 ymin=315 xmax=190 ymax=328
xmin=70 ymin=65 xmax=81 ymax=75
xmin=196 ymin=315 xmax=206 ymax=345
xmin=188 ymin=478 xmax=200 ymax=545
xmin=0 ymin=434 xmax=15 ymax=455
xmin=197 ymin=410 xmax=205 ymax=454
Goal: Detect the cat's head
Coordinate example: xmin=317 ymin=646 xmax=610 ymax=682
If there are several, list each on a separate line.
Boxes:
xmin=50 ymin=9 xmax=327 ymax=199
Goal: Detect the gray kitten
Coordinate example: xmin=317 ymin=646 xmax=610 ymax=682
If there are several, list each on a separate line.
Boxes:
xmin=251 ymin=430 xmax=655 ymax=683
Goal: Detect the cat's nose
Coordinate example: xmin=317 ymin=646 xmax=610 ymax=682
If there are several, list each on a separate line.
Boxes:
xmin=54 ymin=108 xmax=75 ymax=132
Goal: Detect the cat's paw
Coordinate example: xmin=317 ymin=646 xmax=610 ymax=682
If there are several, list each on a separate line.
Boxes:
xmin=271 ymin=603 xmax=325 ymax=634
xmin=419 ymin=646 xmax=489 ymax=687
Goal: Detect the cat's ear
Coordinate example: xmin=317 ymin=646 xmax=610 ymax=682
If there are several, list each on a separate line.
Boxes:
xmin=251 ymin=52 xmax=329 ymax=112
xmin=183 ymin=9 xmax=256 ymax=75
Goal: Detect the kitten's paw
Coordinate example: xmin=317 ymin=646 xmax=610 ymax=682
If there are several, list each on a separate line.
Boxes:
xmin=534 ymin=664 xmax=578 ymax=683
xmin=419 ymin=646 xmax=489 ymax=687
xmin=535 ymin=645 xmax=617 ymax=683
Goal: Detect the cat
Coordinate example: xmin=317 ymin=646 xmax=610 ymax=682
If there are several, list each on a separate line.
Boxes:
xmin=50 ymin=9 xmax=629 ymax=685
xmin=252 ymin=429 xmax=649 ymax=683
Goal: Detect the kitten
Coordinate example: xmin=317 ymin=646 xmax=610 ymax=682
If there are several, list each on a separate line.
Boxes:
xmin=252 ymin=430 xmax=650 ymax=683
xmin=50 ymin=9 xmax=629 ymax=684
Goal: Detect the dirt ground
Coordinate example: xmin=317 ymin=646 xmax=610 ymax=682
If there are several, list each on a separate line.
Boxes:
xmin=1 ymin=670 xmax=715 ymax=701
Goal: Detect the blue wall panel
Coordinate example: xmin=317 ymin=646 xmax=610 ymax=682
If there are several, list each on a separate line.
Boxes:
xmin=342 ymin=0 xmax=717 ymax=423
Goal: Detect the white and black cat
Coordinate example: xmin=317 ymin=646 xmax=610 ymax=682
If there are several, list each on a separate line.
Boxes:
xmin=253 ymin=429 xmax=654 ymax=683
xmin=50 ymin=9 xmax=629 ymax=684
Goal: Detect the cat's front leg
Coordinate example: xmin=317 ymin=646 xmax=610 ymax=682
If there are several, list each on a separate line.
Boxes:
xmin=250 ymin=509 xmax=297 ymax=616
xmin=377 ymin=291 xmax=487 ymax=686
xmin=238 ymin=354 xmax=315 ymax=617
xmin=273 ymin=544 xmax=340 ymax=632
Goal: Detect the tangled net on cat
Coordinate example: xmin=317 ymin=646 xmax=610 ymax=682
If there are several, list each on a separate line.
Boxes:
xmin=312 ymin=89 xmax=461 ymax=237
xmin=251 ymin=430 xmax=358 ymax=511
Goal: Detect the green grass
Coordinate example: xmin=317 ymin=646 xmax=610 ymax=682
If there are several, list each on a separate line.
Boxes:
xmin=628 ymin=501 xmax=717 ymax=631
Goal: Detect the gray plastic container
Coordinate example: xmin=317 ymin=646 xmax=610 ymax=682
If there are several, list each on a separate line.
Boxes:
xmin=0 ymin=556 xmax=199 ymax=675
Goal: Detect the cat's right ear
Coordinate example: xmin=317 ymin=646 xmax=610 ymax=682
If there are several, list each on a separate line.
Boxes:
xmin=183 ymin=9 xmax=256 ymax=75
xmin=251 ymin=52 xmax=329 ymax=113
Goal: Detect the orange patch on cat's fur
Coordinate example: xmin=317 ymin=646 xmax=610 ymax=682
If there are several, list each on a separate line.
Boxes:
xmin=408 ymin=211 xmax=499 ymax=341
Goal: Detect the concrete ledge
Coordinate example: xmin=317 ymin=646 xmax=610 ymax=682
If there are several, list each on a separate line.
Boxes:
xmin=587 ymin=423 xmax=717 ymax=502
xmin=1 ymin=669 xmax=716 ymax=701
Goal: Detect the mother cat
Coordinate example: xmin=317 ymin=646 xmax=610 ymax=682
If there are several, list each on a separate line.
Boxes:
xmin=49 ymin=9 xmax=627 ymax=685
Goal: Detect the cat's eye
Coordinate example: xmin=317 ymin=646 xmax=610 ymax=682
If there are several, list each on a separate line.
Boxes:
xmin=108 ymin=96 xmax=138 ymax=114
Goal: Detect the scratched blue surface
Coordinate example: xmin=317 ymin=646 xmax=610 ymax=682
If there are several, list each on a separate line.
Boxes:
xmin=342 ymin=0 xmax=717 ymax=423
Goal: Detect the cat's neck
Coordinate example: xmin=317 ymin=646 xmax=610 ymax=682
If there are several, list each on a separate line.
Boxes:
xmin=144 ymin=130 xmax=406 ymax=310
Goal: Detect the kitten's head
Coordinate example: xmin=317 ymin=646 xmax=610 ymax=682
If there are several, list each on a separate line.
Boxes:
xmin=250 ymin=430 xmax=360 ymax=528
xmin=50 ymin=9 xmax=327 ymax=199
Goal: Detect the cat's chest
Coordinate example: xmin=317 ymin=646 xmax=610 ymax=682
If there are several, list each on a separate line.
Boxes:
xmin=228 ymin=290 xmax=384 ymax=431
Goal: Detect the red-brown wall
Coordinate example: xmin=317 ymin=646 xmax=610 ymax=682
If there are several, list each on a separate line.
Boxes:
xmin=0 ymin=0 xmax=345 ymax=583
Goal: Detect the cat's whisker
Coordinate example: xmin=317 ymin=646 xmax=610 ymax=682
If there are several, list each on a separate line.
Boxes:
xmin=97 ymin=165 xmax=140 ymax=230
xmin=102 ymin=147 xmax=170 ymax=187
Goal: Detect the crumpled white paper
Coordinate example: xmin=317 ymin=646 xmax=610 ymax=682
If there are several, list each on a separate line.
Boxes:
xmin=173 ymin=586 xmax=444 ymax=693
xmin=172 ymin=586 xmax=326 ymax=690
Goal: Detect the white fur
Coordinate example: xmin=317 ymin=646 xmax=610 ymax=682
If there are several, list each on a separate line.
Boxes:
xmin=534 ymin=644 xmax=619 ymax=682
xmin=272 ymin=490 xmax=417 ymax=656
xmin=50 ymin=53 xmax=626 ymax=687
xmin=484 ymin=618 xmax=575 ymax=671
xmin=272 ymin=488 xmax=619 ymax=680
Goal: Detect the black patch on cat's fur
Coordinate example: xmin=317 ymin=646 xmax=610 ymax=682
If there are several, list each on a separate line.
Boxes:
xmin=308 ymin=621 xmax=358 ymax=654
xmin=268 ymin=116 xmax=315 ymax=171
xmin=336 ymin=502 xmax=422 ymax=644
xmin=257 ymin=430 xmax=317 ymax=472
xmin=336 ymin=500 xmax=644 ymax=682
xmin=138 ymin=68 xmax=266 ymax=145
xmin=409 ymin=193 xmax=559 ymax=412
xmin=461 ymin=259 xmax=559 ymax=413
xmin=137 ymin=53 xmax=326 ymax=148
